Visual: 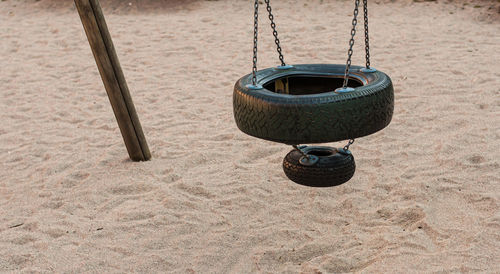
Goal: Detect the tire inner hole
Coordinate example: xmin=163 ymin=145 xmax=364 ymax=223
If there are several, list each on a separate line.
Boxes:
xmin=307 ymin=149 xmax=336 ymax=157
xmin=264 ymin=75 xmax=363 ymax=95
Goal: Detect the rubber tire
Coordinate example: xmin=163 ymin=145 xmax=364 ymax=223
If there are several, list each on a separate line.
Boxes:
xmin=282 ymin=146 xmax=355 ymax=187
xmin=233 ymin=64 xmax=394 ymax=144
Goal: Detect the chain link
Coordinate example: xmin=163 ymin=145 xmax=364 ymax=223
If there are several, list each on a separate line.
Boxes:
xmin=265 ymin=0 xmax=286 ymax=67
xmin=342 ymin=0 xmax=360 ymax=88
xmin=344 ymin=139 xmax=355 ymax=151
xmin=363 ymin=0 xmax=371 ymax=69
xmin=293 ymin=145 xmax=310 ymax=159
xmin=251 ymin=0 xmax=259 ymax=86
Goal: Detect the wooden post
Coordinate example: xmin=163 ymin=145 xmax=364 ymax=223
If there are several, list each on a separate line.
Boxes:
xmin=75 ymin=0 xmax=151 ymax=161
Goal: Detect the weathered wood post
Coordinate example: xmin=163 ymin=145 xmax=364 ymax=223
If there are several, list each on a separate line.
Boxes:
xmin=74 ymin=0 xmax=151 ymax=161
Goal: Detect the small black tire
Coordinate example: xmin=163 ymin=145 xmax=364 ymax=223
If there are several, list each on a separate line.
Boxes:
xmin=282 ymin=146 xmax=355 ymax=187
xmin=233 ymin=64 xmax=394 ymax=144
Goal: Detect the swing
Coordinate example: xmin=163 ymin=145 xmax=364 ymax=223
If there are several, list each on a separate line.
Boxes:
xmin=233 ymin=0 xmax=394 ymax=187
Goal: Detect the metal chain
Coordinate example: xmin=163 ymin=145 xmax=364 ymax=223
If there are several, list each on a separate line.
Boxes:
xmin=293 ymin=145 xmax=310 ymax=159
xmin=342 ymin=0 xmax=360 ymax=88
xmin=341 ymin=1 xmax=362 ymax=151
xmin=344 ymin=139 xmax=355 ymax=151
xmin=251 ymin=0 xmax=259 ymax=86
xmin=264 ymin=0 xmax=286 ymax=67
xmin=363 ymin=0 xmax=371 ymax=69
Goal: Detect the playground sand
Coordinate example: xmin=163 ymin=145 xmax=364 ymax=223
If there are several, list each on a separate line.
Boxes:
xmin=1 ymin=0 xmax=499 ymax=272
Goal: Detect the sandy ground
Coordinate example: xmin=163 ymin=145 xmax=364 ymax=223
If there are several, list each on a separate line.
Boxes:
xmin=1 ymin=0 xmax=499 ymax=272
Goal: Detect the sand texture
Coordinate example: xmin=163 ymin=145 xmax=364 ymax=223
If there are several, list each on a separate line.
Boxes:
xmin=1 ymin=0 xmax=499 ymax=272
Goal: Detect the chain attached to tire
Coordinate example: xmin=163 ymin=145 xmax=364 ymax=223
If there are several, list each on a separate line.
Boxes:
xmin=293 ymin=145 xmax=309 ymax=159
xmin=251 ymin=0 xmax=289 ymax=86
xmin=265 ymin=0 xmax=286 ymax=67
xmin=344 ymin=139 xmax=355 ymax=151
xmin=250 ymin=1 xmax=366 ymax=152
xmin=251 ymin=0 xmax=259 ymax=86
xmin=339 ymin=1 xmax=369 ymax=151
xmin=341 ymin=0 xmax=360 ymax=88
xmin=363 ymin=0 xmax=371 ymax=69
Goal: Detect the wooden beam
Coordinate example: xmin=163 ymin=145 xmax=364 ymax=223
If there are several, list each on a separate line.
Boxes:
xmin=75 ymin=0 xmax=151 ymax=161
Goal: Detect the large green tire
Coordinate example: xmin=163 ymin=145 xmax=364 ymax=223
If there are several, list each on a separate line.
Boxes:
xmin=233 ymin=64 xmax=394 ymax=144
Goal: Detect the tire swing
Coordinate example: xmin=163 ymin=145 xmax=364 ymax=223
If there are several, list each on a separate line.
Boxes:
xmin=233 ymin=0 xmax=394 ymax=187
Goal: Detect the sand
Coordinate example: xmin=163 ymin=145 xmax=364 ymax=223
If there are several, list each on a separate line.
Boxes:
xmin=1 ymin=0 xmax=499 ymax=272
